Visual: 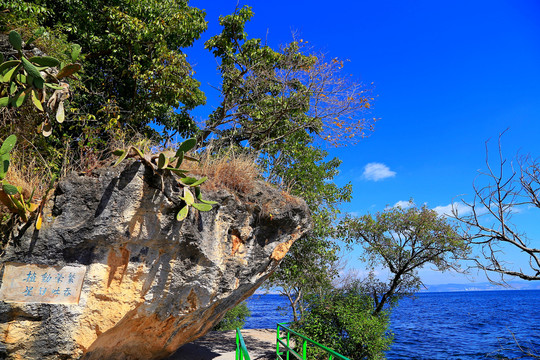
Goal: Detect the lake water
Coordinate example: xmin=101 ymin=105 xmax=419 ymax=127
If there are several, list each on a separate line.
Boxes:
xmin=244 ymin=290 xmax=540 ymax=359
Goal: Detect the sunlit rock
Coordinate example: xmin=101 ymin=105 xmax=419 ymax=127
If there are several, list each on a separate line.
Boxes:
xmin=0 ymin=161 xmax=310 ymax=360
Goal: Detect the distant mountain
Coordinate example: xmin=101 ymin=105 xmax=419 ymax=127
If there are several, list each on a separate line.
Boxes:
xmin=422 ymin=281 xmax=540 ymax=292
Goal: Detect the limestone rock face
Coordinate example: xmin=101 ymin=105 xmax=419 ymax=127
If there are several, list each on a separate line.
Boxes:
xmin=0 ymin=161 xmax=311 ymax=360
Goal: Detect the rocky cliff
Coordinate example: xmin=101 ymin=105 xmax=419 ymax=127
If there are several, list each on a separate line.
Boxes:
xmin=0 ymin=160 xmax=311 ymax=360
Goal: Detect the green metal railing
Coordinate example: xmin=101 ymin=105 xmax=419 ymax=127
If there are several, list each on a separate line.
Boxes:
xmin=235 ymin=327 xmax=251 ymax=360
xmin=276 ymin=323 xmax=351 ymax=360
xmin=235 ymin=323 xmax=350 ymax=360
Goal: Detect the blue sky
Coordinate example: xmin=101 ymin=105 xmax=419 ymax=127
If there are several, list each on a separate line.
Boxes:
xmin=187 ymin=1 xmax=540 ymax=285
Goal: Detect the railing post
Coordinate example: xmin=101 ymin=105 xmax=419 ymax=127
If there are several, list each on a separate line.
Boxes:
xmin=302 ymin=339 xmax=307 ymax=360
xmin=235 ymin=328 xmax=251 ymax=360
xmin=286 ymin=330 xmax=290 ymax=360
xmin=276 ymin=324 xmax=281 ymax=358
xmin=236 ymin=330 xmax=239 ymax=360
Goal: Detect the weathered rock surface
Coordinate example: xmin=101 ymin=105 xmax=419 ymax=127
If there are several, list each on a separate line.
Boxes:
xmin=0 ymin=161 xmax=311 ymax=360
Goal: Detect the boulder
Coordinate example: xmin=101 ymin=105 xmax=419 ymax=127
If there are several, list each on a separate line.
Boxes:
xmin=0 ymin=161 xmax=311 ymax=360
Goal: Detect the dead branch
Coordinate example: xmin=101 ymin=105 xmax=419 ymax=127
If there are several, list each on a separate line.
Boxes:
xmin=451 ymin=132 xmax=540 ymax=283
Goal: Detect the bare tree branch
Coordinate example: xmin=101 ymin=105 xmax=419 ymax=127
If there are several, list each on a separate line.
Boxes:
xmin=451 ymin=132 xmax=540 ymax=283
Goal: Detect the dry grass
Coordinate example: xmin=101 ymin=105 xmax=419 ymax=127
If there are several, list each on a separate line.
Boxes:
xmin=1 ymin=152 xmax=51 ymax=204
xmin=3 ymin=163 xmax=44 ymax=201
xmin=102 ymin=133 xmax=262 ymax=195
xmin=187 ymin=150 xmax=261 ymax=194
xmin=280 ymin=190 xmax=303 ymax=207
xmin=0 ymin=154 xmax=50 ymax=225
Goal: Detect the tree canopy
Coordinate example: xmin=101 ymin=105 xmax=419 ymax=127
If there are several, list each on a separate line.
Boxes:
xmin=342 ymin=203 xmax=469 ymax=314
xmin=202 ymin=6 xmax=375 ymax=151
xmin=201 ymin=5 xmax=374 ymax=321
xmin=2 ymin=0 xmax=207 ymax=146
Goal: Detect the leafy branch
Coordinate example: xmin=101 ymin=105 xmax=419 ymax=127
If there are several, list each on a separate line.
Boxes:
xmin=112 ymin=138 xmax=217 ymax=221
xmin=0 ymin=29 xmax=82 ymax=136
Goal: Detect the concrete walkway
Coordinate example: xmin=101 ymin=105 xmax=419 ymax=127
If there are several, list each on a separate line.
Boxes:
xmin=167 ymin=329 xmax=277 ymax=360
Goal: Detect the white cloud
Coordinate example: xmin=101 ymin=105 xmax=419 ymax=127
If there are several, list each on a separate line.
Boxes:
xmin=362 ymin=163 xmax=396 ymax=181
xmin=393 ymin=200 xmax=414 ymax=209
xmin=433 ymin=202 xmax=472 ymax=217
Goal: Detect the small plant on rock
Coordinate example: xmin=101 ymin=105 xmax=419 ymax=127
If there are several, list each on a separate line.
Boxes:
xmin=112 ymin=137 xmax=217 ymax=221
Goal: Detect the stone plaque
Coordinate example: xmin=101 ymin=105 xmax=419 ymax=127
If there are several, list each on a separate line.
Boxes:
xmin=0 ymin=262 xmax=86 ymax=304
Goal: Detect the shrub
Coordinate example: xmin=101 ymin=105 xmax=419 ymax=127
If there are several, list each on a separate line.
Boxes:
xmin=213 ymin=302 xmax=251 ymax=331
xmin=294 ymin=283 xmax=393 ymax=360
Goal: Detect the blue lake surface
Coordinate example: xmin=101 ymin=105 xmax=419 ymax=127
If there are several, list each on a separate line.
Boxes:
xmin=244 ymin=290 xmax=540 ymax=359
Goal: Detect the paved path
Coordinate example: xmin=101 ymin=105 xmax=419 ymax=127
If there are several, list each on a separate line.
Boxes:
xmin=167 ymin=329 xmax=276 ymax=360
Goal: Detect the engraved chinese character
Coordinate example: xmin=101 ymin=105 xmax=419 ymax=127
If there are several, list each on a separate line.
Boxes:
xmin=55 ymin=273 xmax=65 ymax=283
xmin=39 ymin=287 xmax=47 ymax=296
xmin=63 ymin=288 xmax=72 ymax=296
xmin=23 ymin=286 xmax=33 ymax=296
xmin=24 ymin=271 xmax=37 ymax=282
xmin=51 ymin=287 xmax=60 ymax=296
xmin=41 ymin=272 xmax=52 ymax=283
xmin=68 ymin=273 xmax=76 ymax=284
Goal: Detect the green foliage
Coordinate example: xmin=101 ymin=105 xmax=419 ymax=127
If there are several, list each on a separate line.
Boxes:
xmin=204 ymin=6 xmax=363 ymax=323
xmin=295 ymin=283 xmax=393 ymax=360
xmin=32 ymin=0 xmax=207 ymax=140
xmin=342 ymin=202 xmax=469 ymax=314
xmin=204 ymin=6 xmax=313 ymax=150
xmin=1 ymin=7 xmax=371 ymax=331
xmin=0 ymin=30 xmax=81 ymax=136
xmin=0 ymin=134 xmax=16 ymax=180
xmin=0 ymin=0 xmax=208 ymax=181
xmin=0 ymin=1 xmax=48 ymax=28
xmin=8 ymin=30 xmax=22 ymax=50
xmin=263 ymin=135 xmax=353 ymax=321
xmin=203 ymin=6 xmax=374 ymax=151
xmin=213 ymin=302 xmax=251 ymax=331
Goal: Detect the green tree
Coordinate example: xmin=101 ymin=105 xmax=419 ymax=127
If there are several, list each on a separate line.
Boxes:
xmin=213 ymin=302 xmax=251 ymax=331
xmin=0 ymin=0 xmax=209 ymax=181
xmin=2 ymin=4 xmax=378 ymax=332
xmin=0 ymin=1 xmax=48 ymax=29
xmin=202 ymin=6 xmax=374 ymax=151
xmin=295 ymin=281 xmax=393 ymax=360
xmin=203 ymin=5 xmax=373 ymax=321
xmin=4 ymin=0 xmax=207 ymax=143
xmin=342 ymin=203 xmax=469 ymax=314
xmin=262 ymin=137 xmax=352 ymax=321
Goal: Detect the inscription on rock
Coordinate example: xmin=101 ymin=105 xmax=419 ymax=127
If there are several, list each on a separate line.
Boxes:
xmin=0 ymin=262 xmax=86 ymax=304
